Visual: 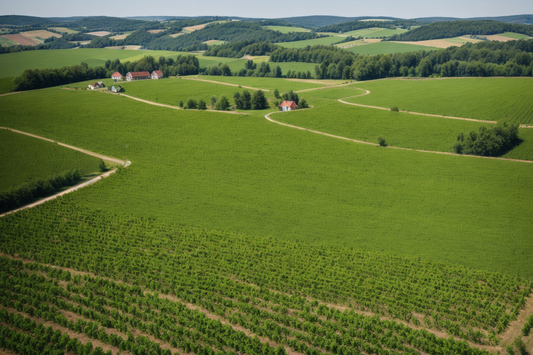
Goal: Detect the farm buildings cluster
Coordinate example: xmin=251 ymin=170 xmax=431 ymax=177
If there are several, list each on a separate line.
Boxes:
xmin=111 ymin=70 xmax=164 ymax=82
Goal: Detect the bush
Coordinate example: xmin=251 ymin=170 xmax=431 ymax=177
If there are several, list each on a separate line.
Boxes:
xmin=299 ymin=98 xmax=309 ymax=109
xmin=378 ymin=137 xmax=387 ymax=147
xmin=197 ymin=100 xmax=207 ymax=110
xmin=455 ymin=122 xmax=520 ymax=156
xmin=391 ymin=106 xmax=399 ymax=112
xmin=186 ymin=98 xmax=197 ymax=109
xmin=215 ymin=95 xmax=230 ymax=111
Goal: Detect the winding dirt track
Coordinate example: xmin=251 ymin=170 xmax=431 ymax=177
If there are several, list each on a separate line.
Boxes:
xmin=0 ymin=127 xmax=129 ymax=218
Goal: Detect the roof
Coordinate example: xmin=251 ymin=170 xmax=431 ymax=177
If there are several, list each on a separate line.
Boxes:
xmin=279 ymin=100 xmax=298 ymax=109
xmin=127 ymin=71 xmax=151 ymax=78
xmin=111 ymin=72 xmax=123 ymax=77
xmin=91 ymin=82 xmax=99 ymax=86
xmin=152 ymin=70 xmax=163 ymax=76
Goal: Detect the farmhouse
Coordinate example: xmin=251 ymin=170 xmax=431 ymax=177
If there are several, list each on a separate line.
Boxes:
xmin=126 ymin=71 xmax=151 ymax=81
xmin=88 ymin=81 xmax=105 ymax=90
xmin=151 ymin=70 xmax=164 ymax=79
xmin=111 ymin=72 xmax=123 ymax=81
xmin=279 ymin=100 xmax=298 ymax=111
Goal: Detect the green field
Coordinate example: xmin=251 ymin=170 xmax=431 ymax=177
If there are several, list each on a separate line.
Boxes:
xmin=343 ymin=27 xmax=408 ymax=38
xmin=0 ymin=36 xmax=18 ymax=47
xmin=345 ymin=41 xmax=438 ymax=55
xmin=278 ymin=36 xmax=343 ymax=48
xmin=0 ymin=77 xmax=13 ymax=94
xmin=0 ymin=128 xmax=103 ymax=192
xmin=199 ymin=75 xmax=326 ymax=92
xmin=498 ymin=32 xmax=531 ymax=39
xmin=0 ymin=48 xmax=192 ymax=78
xmin=48 ymin=27 xmax=79 ymax=34
xmin=0 ymin=86 xmax=532 ymax=279
xmin=345 ymin=78 xmax=533 ymax=124
xmin=263 ymin=25 xmax=311 ymax=33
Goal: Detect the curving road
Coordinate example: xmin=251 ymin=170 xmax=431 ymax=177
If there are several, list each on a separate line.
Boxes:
xmin=0 ymin=127 xmax=130 ymax=217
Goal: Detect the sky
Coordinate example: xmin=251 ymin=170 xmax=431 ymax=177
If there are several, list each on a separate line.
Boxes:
xmin=1 ymin=0 xmax=532 ymax=19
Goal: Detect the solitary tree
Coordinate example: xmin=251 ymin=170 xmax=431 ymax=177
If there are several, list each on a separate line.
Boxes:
xmin=273 ymin=89 xmax=280 ymax=99
xmin=210 ymin=96 xmax=217 ymax=109
xmin=299 ymin=98 xmax=309 ymax=109
xmin=186 ymin=98 xmax=197 ymax=109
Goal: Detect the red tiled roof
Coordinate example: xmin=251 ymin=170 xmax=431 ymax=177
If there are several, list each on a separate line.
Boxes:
xmin=152 ymin=70 xmax=163 ymax=76
xmin=279 ymin=100 xmax=298 ymax=109
xmin=111 ymin=72 xmax=123 ymax=77
xmin=127 ymin=71 xmax=151 ymax=78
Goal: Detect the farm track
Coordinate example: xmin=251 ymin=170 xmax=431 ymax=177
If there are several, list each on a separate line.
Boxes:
xmin=0 ymin=127 xmax=129 ymax=218
xmin=183 ymin=77 xmax=264 ymax=91
xmin=264 ymin=109 xmax=533 ymax=163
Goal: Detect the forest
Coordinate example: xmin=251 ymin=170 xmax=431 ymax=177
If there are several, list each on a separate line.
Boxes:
xmin=203 ymin=41 xmax=279 ymax=58
xmin=389 ymin=20 xmax=533 ymax=41
xmin=316 ymin=19 xmax=418 ymax=33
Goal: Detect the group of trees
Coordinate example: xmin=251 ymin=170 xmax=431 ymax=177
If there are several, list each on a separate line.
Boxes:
xmin=12 ymin=63 xmax=107 ymax=91
xmin=453 ymin=122 xmax=520 ymax=156
xmin=204 ymin=40 xmax=279 ymax=58
xmin=389 ymin=20 xmax=533 ymax=41
xmin=316 ymin=19 xmax=418 ymax=33
xmin=202 ymin=60 xmax=284 ymax=78
xmin=270 ymin=39 xmax=533 ymax=80
xmin=233 ymin=90 xmax=269 ymax=110
xmin=0 ymin=169 xmax=81 ymax=213
xmin=105 ymin=55 xmax=200 ymax=78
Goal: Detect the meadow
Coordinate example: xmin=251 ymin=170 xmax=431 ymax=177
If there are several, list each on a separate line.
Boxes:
xmin=197 ymin=75 xmax=327 ymax=92
xmin=0 ymin=87 xmax=532 ymax=280
xmin=278 ymin=36 xmax=345 ymax=49
xmin=344 ymin=78 xmax=533 ymax=124
xmin=263 ymin=26 xmax=311 ymax=33
xmin=343 ymin=27 xmax=408 ymax=38
xmin=0 ymin=48 xmax=191 ymax=78
xmin=0 ymin=77 xmax=13 ymax=94
xmin=0 ymin=128 xmax=103 ymax=192
xmin=344 ymin=41 xmax=438 ymax=55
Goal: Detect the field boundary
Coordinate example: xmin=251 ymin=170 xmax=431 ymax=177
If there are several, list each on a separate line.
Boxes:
xmin=0 ymin=127 xmax=130 ymax=218
xmin=264 ymin=112 xmax=533 ymax=164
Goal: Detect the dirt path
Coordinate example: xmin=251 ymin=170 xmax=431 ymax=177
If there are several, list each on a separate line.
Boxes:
xmin=0 ymin=92 xmax=21 ymax=97
xmin=264 ymin=111 xmax=533 ymax=164
xmin=112 ymin=92 xmax=248 ymax=115
xmin=339 ymin=88 xmax=532 ymax=128
xmin=0 ymin=127 xmax=130 ymax=218
xmin=183 ymin=77 xmax=264 ymax=91
xmin=294 ymin=81 xmax=356 ymax=93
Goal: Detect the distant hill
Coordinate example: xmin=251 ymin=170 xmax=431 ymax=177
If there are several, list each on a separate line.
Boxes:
xmin=415 ymin=14 xmax=533 ymax=24
xmin=0 ymin=15 xmax=56 ymax=26
xmin=390 ymin=20 xmax=533 ymax=41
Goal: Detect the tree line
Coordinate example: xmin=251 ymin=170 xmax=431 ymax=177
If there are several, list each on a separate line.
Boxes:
xmin=269 ymin=39 xmax=533 ymax=80
xmin=12 ymin=63 xmax=107 ymax=91
xmin=453 ymin=122 xmax=520 ymax=156
xmin=0 ymin=169 xmax=82 ymax=213
xmin=316 ymin=19 xmax=419 ymax=33
xmin=204 ymin=40 xmax=279 ymax=58
xmin=105 ymin=55 xmax=200 ymax=78
xmin=389 ymin=20 xmax=533 ymax=41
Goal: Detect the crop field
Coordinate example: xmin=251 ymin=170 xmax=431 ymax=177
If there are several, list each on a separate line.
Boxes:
xmin=344 ymin=41 xmax=438 ymax=55
xmin=276 ymin=95 xmax=491 ymax=153
xmin=1 ymin=87 xmax=532 ymax=279
xmin=21 ymin=30 xmax=61 ymax=40
xmin=203 ymin=40 xmax=226 ymax=46
xmin=0 ymin=36 xmax=18 ymax=47
xmin=48 ymin=27 xmax=79 ymax=34
xmin=1 ymin=73 xmax=532 ymax=354
xmin=1 ymin=34 xmax=38 ymax=46
xmin=344 ymin=78 xmax=533 ymax=124
xmin=343 ymin=27 xmax=408 ymax=38
xmin=0 ymin=48 xmax=189 ymax=78
xmin=86 ymin=31 xmax=112 ymax=37
xmin=497 ymin=32 xmax=531 ymax=39
xmin=0 ymin=128 xmax=103 ymax=192
xmin=197 ymin=75 xmax=325 ymax=92
xmin=0 ymin=77 xmax=13 ymax=94
xmin=263 ymin=25 xmax=311 ymax=33
xmin=278 ymin=36 xmax=343 ymax=48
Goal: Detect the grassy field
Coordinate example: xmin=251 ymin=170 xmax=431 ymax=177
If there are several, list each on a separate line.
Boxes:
xmin=498 ymin=32 xmax=531 ymax=39
xmin=345 ymin=78 xmax=533 ymax=124
xmin=48 ymin=27 xmax=79 ymax=34
xmin=198 ymin=75 xmax=326 ymax=92
xmin=263 ymin=25 xmax=311 ymax=33
xmin=0 ymin=77 xmax=13 ymax=94
xmin=0 ymin=128 xmax=103 ymax=191
xmin=278 ymin=36 xmax=343 ymax=48
xmin=0 ymin=86 xmax=532 ymax=278
xmin=345 ymin=41 xmax=438 ymax=55
xmin=0 ymin=48 xmax=191 ymax=78
xmin=343 ymin=27 xmax=408 ymax=38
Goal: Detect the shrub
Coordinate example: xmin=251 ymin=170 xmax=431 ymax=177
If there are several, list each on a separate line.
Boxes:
xmin=378 ymin=137 xmax=387 ymax=147
xmin=299 ymin=98 xmax=309 ymax=109
xmin=197 ymin=100 xmax=207 ymax=110
xmin=186 ymin=98 xmax=197 ymax=109
xmin=391 ymin=106 xmax=399 ymax=112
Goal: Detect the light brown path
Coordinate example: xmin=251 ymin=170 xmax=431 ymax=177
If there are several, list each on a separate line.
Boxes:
xmin=0 ymin=127 xmax=130 ymax=218
xmin=264 ymin=111 xmax=533 ymax=164
xmin=339 ymin=87 xmax=532 ymax=128
xmin=183 ymin=77 xmax=263 ymax=91
xmin=0 ymin=92 xmax=21 ymax=97
xmin=294 ymin=81 xmax=356 ymax=93
xmin=113 ymin=92 xmax=248 ymax=115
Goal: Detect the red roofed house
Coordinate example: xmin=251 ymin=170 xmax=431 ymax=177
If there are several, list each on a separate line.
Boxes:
xmin=151 ymin=70 xmax=164 ymax=79
xmin=279 ymin=100 xmax=298 ymax=112
xmin=111 ymin=72 xmax=123 ymax=81
xmin=125 ymin=71 xmax=151 ymax=81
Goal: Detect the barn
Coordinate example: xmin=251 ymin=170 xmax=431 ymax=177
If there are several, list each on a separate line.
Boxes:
xmin=126 ymin=71 xmax=151 ymax=81
xmin=151 ymin=70 xmax=164 ymax=79
xmin=279 ymin=100 xmax=298 ymax=111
